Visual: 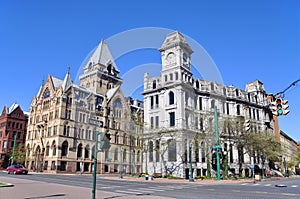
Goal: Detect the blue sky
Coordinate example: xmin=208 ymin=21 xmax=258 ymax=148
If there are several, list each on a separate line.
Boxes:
xmin=1 ymin=1 xmax=299 ymax=141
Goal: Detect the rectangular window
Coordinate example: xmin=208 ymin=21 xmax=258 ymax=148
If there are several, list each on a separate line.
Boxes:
xmin=150 ymin=96 xmax=154 ymax=109
xmin=63 ymin=125 xmax=67 ymax=136
xmin=55 ymin=110 xmax=59 ymax=119
xmin=48 ymin=127 xmax=51 ymax=137
xmin=150 ymin=117 xmax=154 ymax=129
xmin=168 ymin=140 xmax=177 ymax=161
xmin=155 ymin=116 xmax=159 ymax=129
xmin=226 ymin=103 xmax=230 ymax=115
xmin=53 ymin=126 xmax=57 ymax=135
xmin=17 ymin=132 xmax=22 ymax=139
xmin=155 ymin=95 xmax=159 ymax=108
xmin=169 ymin=112 xmax=175 ymax=127
xmin=3 ymin=140 xmax=7 ymax=149
xmin=199 ymin=97 xmax=202 ymax=110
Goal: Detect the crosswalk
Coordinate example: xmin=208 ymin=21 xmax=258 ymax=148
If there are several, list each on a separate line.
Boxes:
xmin=110 ymin=184 xmax=197 ymax=195
xmin=240 ymin=183 xmax=298 ymax=188
xmin=98 ymin=183 xmax=299 ymax=196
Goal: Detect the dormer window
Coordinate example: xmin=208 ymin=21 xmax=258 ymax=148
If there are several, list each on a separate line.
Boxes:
xmin=44 ymin=88 xmax=50 ymax=99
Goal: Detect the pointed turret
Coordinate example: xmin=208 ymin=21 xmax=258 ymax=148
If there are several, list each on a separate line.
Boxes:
xmin=62 ymin=66 xmax=73 ymax=91
xmin=84 ymin=39 xmax=119 ymax=75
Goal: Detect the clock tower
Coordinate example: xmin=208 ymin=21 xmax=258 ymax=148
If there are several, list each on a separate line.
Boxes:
xmin=159 ymin=31 xmax=193 ymax=79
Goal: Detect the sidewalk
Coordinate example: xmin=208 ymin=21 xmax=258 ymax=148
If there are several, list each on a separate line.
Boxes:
xmin=0 ymin=175 xmax=173 ymax=199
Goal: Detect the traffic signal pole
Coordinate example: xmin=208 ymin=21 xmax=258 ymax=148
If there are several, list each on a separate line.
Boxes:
xmin=213 ymin=106 xmax=221 ymax=181
xmin=92 ymin=130 xmax=99 ymax=199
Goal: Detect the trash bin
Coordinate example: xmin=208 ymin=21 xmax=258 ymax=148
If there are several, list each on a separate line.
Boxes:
xmin=145 ymin=175 xmax=149 ymax=180
xmin=255 ymin=174 xmax=261 ymax=181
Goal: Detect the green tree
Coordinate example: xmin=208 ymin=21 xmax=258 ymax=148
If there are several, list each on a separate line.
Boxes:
xmin=7 ymin=144 xmax=27 ymax=165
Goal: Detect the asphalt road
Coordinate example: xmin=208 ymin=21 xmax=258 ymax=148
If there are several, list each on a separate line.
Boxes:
xmin=1 ymin=171 xmax=300 ymax=199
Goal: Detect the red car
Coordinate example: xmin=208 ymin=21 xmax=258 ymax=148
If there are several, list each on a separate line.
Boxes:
xmin=7 ymin=165 xmax=28 ymax=175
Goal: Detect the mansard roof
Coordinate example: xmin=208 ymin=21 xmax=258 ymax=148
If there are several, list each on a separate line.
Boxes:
xmin=84 ymin=39 xmax=119 ymax=72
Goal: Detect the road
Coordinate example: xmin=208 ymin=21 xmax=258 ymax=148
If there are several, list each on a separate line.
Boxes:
xmin=1 ymin=171 xmax=300 ymax=199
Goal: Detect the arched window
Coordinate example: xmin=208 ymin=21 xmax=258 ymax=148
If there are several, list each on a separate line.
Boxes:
xmin=211 ymin=99 xmax=215 ymax=109
xmin=85 ymin=145 xmax=89 ymax=159
xmin=155 ymin=140 xmax=160 ymax=162
xmin=46 ymin=144 xmax=50 ymax=156
xmin=77 ymin=144 xmax=83 ymax=158
xmin=236 ymin=105 xmax=240 ymax=115
xmin=137 ymin=150 xmax=140 ymax=162
xmin=149 ymin=141 xmax=153 ymax=162
xmin=114 ymin=148 xmax=118 ymax=161
xmin=168 ymin=139 xmax=176 ymax=161
xmin=169 ymin=91 xmax=174 ymax=105
xmin=52 ymin=141 xmax=57 ymax=156
xmin=123 ymin=148 xmax=126 ymax=162
xmin=61 ymin=141 xmax=68 ymax=156
xmin=201 ymin=142 xmax=205 ymax=163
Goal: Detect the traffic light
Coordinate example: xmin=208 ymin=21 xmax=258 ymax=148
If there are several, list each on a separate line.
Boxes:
xmin=270 ymin=97 xmax=290 ymax=116
xmin=270 ymin=100 xmax=278 ymax=115
xmin=276 ymin=98 xmax=283 ymax=115
xmin=244 ymin=119 xmax=250 ymax=131
xmin=281 ymin=99 xmax=290 ymax=115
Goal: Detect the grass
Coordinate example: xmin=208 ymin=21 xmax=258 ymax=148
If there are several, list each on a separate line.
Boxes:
xmin=0 ymin=182 xmax=14 ymax=187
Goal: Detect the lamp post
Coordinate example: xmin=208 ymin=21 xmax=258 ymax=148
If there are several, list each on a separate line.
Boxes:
xmin=284 ymin=157 xmax=288 ymax=177
xmin=189 ymin=143 xmax=194 ymax=182
xmin=120 ymin=146 xmax=123 ymax=179
xmin=36 ymin=149 xmax=40 ymax=173
xmin=213 ymin=105 xmax=221 ymax=181
xmin=92 ymin=130 xmax=99 ymax=199
xmin=261 ymin=153 xmax=265 ymax=180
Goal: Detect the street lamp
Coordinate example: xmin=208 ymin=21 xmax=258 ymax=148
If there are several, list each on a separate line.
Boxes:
xmin=120 ymin=146 xmax=123 ymax=179
xmin=261 ymin=153 xmax=265 ymax=180
xmin=189 ymin=143 xmax=194 ymax=182
xmin=284 ymin=157 xmax=288 ymax=177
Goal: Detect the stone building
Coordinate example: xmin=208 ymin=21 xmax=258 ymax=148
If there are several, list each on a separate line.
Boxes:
xmin=0 ymin=103 xmax=28 ymax=168
xmin=142 ymin=32 xmax=276 ymax=178
xmin=25 ymin=40 xmax=144 ymax=174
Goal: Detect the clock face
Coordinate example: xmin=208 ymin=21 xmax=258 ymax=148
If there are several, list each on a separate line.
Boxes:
xmin=166 ymin=52 xmax=175 ymax=64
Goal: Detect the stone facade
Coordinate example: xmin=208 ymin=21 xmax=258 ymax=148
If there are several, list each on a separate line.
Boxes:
xmin=142 ymin=32 xmax=276 ymax=178
xmin=25 ymin=40 xmax=144 ymax=174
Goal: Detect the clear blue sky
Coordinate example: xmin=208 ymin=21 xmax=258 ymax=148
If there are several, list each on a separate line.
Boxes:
xmin=1 ymin=1 xmax=299 ymax=141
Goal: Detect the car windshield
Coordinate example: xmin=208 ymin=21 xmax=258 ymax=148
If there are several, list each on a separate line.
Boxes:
xmin=14 ymin=165 xmax=24 ymax=168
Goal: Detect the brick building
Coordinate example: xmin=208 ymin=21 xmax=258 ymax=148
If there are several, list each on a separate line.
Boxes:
xmin=0 ymin=103 xmax=28 ymax=168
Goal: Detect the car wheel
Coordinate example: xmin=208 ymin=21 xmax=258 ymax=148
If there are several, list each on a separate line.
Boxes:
xmin=7 ymin=171 xmax=10 ymax=174
xmin=13 ymin=171 xmax=16 ymax=175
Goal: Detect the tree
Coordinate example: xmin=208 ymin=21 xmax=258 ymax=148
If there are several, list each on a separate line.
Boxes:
xmin=7 ymin=144 xmax=27 ymax=165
